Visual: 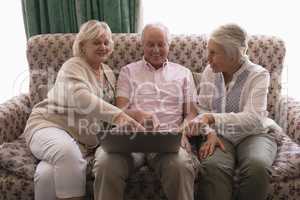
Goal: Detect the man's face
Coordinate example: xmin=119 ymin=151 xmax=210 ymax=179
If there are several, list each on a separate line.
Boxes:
xmin=142 ymin=27 xmax=169 ymax=69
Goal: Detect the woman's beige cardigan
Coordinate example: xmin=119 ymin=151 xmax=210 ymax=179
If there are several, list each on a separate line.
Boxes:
xmin=23 ymin=57 xmax=122 ymax=153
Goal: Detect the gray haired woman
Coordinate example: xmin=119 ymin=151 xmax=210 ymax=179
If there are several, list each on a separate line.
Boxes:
xmin=182 ymin=24 xmax=278 ymax=200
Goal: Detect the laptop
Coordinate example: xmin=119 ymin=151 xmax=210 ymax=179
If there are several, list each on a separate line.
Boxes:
xmin=97 ymin=130 xmax=182 ymax=153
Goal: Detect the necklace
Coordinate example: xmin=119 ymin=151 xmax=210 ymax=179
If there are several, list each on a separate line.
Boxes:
xmin=90 ymin=66 xmax=100 ymax=74
xmin=91 ymin=65 xmax=106 ymax=90
xmin=90 ymin=64 xmax=103 ymax=77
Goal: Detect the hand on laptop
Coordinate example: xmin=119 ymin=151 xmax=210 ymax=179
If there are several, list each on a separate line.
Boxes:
xmin=113 ymin=112 xmax=145 ymax=132
xmin=130 ymin=110 xmax=160 ymax=131
xmin=141 ymin=114 xmax=160 ymax=131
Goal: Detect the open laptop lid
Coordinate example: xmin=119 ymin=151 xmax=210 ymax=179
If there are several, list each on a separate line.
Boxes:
xmin=97 ymin=130 xmax=182 ymax=153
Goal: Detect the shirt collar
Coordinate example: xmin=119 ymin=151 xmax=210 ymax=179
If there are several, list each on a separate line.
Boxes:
xmin=142 ymin=57 xmax=169 ymax=71
xmin=232 ymin=56 xmax=248 ymax=79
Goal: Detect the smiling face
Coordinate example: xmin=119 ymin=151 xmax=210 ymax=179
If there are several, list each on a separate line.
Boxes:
xmin=207 ymin=39 xmax=237 ymax=74
xmin=81 ymin=31 xmax=113 ymax=68
xmin=142 ymin=27 xmax=169 ymax=69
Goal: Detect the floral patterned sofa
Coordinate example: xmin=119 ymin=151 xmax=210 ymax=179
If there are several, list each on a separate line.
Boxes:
xmin=0 ymin=33 xmax=299 ymax=200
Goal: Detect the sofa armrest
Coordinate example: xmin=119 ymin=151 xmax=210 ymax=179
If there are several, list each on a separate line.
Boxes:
xmin=276 ymin=97 xmax=300 ymax=144
xmin=0 ymin=94 xmax=32 ymax=144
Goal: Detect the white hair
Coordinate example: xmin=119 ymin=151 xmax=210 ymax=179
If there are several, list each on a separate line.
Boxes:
xmin=141 ymin=23 xmax=171 ymax=45
xmin=73 ymin=20 xmax=114 ymax=57
xmin=210 ymin=23 xmax=248 ymax=60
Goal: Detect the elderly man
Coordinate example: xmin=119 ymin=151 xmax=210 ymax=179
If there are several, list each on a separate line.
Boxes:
xmin=93 ymin=23 xmax=199 ymax=200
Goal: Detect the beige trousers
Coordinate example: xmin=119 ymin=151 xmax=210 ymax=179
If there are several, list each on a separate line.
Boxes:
xmin=93 ymin=147 xmax=199 ymax=200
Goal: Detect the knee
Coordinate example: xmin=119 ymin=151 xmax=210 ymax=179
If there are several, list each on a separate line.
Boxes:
xmin=93 ymin=155 xmax=112 ymax=175
xmin=34 ymin=162 xmax=54 ymax=185
xmin=201 ymin=159 xmax=233 ymax=177
xmin=55 ymin=142 xmax=86 ymax=167
xmin=162 ymin=155 xmax=195 ymax=178
xmin=93 ymin=154 xmax=128 ymax=179
xmin=240 ymin=158 xmax=270 ymax=181
xmin=171 ymin=159 xmax=192 ymax=174
xmin=200 ymin=160 xmax=219 ymax=176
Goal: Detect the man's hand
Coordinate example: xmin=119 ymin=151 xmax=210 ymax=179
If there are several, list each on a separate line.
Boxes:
xmin=180 ymin=114 xmax=215 ymax=137
xmin=180 ymin=120 xmax=199 ymax=137
xmin=198 ymin=131 xmax=226 ymax=160
xmin=130 ymin=110 xmax=160 ymax=131
xmin=113 ymin=112 xmax=146 ymax=132
xmin=180 ymin=134 xmax=192 ymax=153
xmin=180 ymin=118 xmax=208 ymax=137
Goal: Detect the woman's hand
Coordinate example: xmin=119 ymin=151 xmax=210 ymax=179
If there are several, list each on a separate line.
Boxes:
xmin=201 ymin=113 xmax=215 ymax=125
xmin=198 ymin=131 xmax=226 ymax=160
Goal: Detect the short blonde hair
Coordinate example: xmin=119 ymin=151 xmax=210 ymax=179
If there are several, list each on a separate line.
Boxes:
xmin=73 ymin=20 xmax=114 ymax=57
xmin=210 ymin=23 xmax=248 ymax=60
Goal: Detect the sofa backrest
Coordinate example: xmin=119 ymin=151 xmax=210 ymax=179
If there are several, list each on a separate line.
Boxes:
xmin=27 ymin=33 xmax=285 ymax=119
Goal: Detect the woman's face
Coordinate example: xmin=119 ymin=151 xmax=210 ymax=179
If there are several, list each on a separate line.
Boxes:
xmin=82 ymin=31 xmax=112 ymax=68
xmin=207 ymin=39 xmax=236 ymax=74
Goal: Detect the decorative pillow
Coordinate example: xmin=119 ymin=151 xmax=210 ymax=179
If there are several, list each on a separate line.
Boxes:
xmin=0 ymin=137 xmax=38 ymax=180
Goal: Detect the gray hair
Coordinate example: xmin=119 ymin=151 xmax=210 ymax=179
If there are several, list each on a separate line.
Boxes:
xmin=141 ymin=23 xmax=171 ymax=45
xmin=73 ymin=20 xmax=114 ymax=57
xmin=210 ymin=23 xmax=248 ymax=60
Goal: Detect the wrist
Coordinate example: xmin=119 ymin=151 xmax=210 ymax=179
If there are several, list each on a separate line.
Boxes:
xmin=202 ymin=125 xmax=215 ymax=136
xmin=207 ymin=130 xmax=217 ymax=139
xmin=203 ymin=113 xmax=215 ymax=125
xmin=113 ymin=112 xmax=127 ymax=125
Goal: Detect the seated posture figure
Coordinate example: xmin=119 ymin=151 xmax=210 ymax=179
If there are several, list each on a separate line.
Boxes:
xmin=182 ymin=24 xmax=278 ymax=200
xmin=23 ymin=20 xmax=143 ymax=200
xmin=93 ymin=23 xmax=200 ymax=200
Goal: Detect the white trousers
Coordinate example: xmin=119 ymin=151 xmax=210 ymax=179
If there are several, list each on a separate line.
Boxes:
xmin=30 ymin=127 xmax=87 ymax=200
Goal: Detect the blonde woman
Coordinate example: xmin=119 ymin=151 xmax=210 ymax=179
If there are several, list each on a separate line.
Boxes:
xmin=23 ymin=20 xmax=143 ymax=200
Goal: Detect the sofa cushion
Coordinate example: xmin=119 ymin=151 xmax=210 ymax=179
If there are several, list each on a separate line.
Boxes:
xmin=0 ymin=137 xmax=38 ymax=180
xmin=1 ymin=133 xmax=298 ymax=195
xmin=271 ymin=133 xmax=300 ymax=182
xmin=0 ymin=170 xmax=34 ymax=200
